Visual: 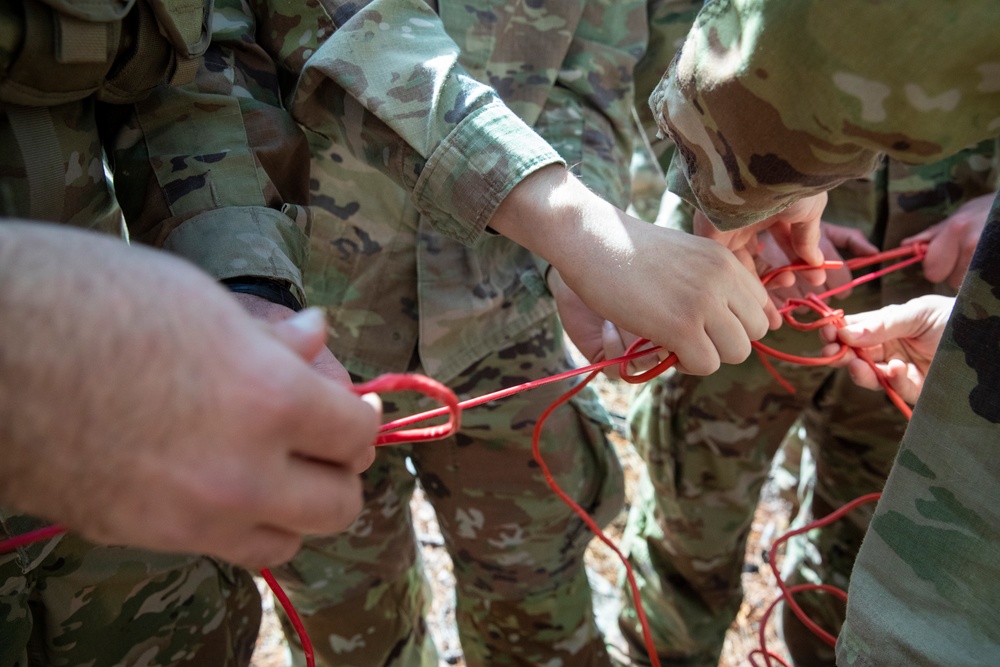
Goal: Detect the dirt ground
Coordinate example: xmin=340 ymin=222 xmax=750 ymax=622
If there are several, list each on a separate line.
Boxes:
xmin=250 ymin=373 xmax=795 ymax=667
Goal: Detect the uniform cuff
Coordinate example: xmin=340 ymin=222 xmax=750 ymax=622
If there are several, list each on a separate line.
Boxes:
xmin=413 ymin=102 xmax=565 ymax=246
xmin=162 ymin=206 xmax=308 ymax=305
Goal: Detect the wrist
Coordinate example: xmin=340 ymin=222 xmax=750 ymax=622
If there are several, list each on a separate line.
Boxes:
xmin=489 ymin=165 xmax=576 ymax=256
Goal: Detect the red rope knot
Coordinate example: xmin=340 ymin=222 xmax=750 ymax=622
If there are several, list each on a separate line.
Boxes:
xmin=781 ymin=293 xmax=846 ymax=331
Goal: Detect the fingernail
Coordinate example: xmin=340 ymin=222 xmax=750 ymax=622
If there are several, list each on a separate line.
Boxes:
xmin=285 ymin=307 xmax=325 ymax=333
xmin=358 ymin=392 xmax=382 ymax=413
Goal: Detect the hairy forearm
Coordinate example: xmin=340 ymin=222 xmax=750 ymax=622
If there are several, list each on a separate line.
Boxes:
xmin=0 ymin=223 xmax=176 ymax=511
xmin=0 ymin=221 xmax=377 ymax=565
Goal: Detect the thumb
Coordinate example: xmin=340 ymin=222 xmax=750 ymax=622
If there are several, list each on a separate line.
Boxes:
xmin=839 ymin=304 xmax=922 ymax=348
xmin=270 ymin=307 xmax=329 ymax=363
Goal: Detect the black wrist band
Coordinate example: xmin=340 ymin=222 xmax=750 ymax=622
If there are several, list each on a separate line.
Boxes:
xmin=222 ymin=276 xmax=303 ymax=312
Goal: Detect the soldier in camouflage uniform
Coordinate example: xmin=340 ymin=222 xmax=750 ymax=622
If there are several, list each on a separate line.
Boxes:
xmin=620 ymin=149 xmax=997 ymax=667
xmin=648 ymin=1 xmax=1000 ymax=665
xmin=615 ymin=3 xmax=998 ymax=663
xmin=265 ymin=2 xmax=638 ymax=665
xmin=0 ymin=1 xmax=345 ymax=664
xmin=231 ymin=0 xmax=789 ymax=664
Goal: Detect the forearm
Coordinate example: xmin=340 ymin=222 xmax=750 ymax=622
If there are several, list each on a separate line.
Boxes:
xmin=0 ymin=223 xmax=79 ymax=504
xmin=488 ymin=165 xmax=623 ymax=279
xmin=0 ymin=223 xmax=202 ymax=510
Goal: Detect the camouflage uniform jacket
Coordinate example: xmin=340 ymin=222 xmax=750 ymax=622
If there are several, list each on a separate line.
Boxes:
xmin=651 ymin=0 xmax=1000 ymax=231
xmin=650 ymin=2 xmax=1000 ymax=664
xmin=249 ymin=0 xmax=668 ymax=382
xmin=0 ymin=0 xmax=312 ymax=301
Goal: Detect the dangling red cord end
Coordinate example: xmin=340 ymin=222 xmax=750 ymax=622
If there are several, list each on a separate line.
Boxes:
xmin=752 ymin=493 xmax=882 ymax=665
xmin=260 ymin=568 xmax=316 ymax=667
xmin=0 ymin=524 xmax=66 ymax=552
xmin=527 ymin=369 xmax=664 ymax=667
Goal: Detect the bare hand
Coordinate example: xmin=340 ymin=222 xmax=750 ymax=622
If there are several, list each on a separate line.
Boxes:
xmin=490 ymin=167 xmax=771 ymax=375
xmin=901 ymin=192 xmax=994 ymax=290
xmin=546 ymin=267 xmax=646 ymax=379
xmin=762 ymin=222 xmax=878 ymax=308
xmin=819 ymin=294 xmax=954 ymax=404
xmin=694 ymin=192 xmax=829 ymax=288
xmin=0 ymin=223 xmax=379 ymax=568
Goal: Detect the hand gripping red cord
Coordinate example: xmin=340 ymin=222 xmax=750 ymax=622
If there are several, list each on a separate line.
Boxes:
xmin=746 ymin=244 xmax=928 ymax=664
xmin=618 ymin=243 xmax=928 ymax=389
xmin=265 ymin=372 xmax=463 ymax=666
xmin=0 ymin=374 xmax=464 ymax=667
xmin=0 ymin=243 xmax=928 ymax=667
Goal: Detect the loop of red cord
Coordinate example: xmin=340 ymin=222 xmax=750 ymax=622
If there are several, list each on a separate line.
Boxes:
xmin=0 ymin=244 xmax=926 ymax=667
xmin=353 ymin=372 xmax=462 ymax=445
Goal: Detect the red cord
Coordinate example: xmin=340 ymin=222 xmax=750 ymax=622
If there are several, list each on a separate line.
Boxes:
xmin=748 ymin=584 xmax=847 ymax=667
xmin=352 ymin=373 xmax=461 ymax=445
xmin=753 ymin=493 xmax=882 ymax=665
xmin=0 ymin=524 xmax=66 ymax=551
xmin=259 ymin=567 xmax=316 ymax=667
xmin=527 ymin=369 xmax=663 ymax=667
xmin=0 ymin=243 xmax=927 ymax=666
xmin=374 ymin=345 xmax=657 ymax=434
xmin=745 ymin=246 xmax=924 ymax=663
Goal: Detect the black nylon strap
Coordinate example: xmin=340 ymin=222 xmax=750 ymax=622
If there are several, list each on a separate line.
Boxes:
xmin=222 ymin=276 xmax=302 ymax=312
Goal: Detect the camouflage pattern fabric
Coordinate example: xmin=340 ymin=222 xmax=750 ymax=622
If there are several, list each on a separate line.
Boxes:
xmin=270 ymin=319 xmax=624 ymax=667
xmin=0 ymin=518 xmax=259 ymax=667
xmin=651 ymin=1 xmax=1000 ymax=232
xmin=838 ymin=214 xmax=1000 ymax=666
xmin=250 ymin=0 xmax=648 ymax=258
xmin=646 ymin=2 xmax=1000 ymax=665
xmin=240 ymin=1 xmax=657 ymax=664
xmin=628 ymin=0 xmax=702 ymax=224
xmin=619 ymin=145 xmax=999 ymax=666
xmin=250 ymin=0 xmax=655 ymax=379
xmin=1 ymin=1 xmax=316 ymax=663
xmin=108 ymin=0 xmax=314 ymax=301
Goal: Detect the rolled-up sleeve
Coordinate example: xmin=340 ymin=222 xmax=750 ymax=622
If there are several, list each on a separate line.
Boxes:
xmin=111 ymin=0 xmax=313 ymax=301
xmin=259 ymin=0 xmax=564 ymax=246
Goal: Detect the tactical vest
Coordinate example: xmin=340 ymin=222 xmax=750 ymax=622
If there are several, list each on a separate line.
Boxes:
xmin=0 ymin=0 xmax=213 ymax=106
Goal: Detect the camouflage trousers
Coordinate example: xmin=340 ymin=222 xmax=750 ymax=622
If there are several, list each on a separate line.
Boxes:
xmin=0 ymin=513 xmax=260 ymax=667
xmin=617 ymin=281 xmax=910 ymax=667
xmin=270 ymin=319 xmax=625 ymax=667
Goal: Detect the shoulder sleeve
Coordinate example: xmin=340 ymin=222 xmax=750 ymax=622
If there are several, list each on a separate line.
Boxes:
xmin=111 ymin=0 xmax=313 ymax=302
xmin=256 ymin=0 xmax=564 ymax=246
xmin=652 ymin=0 xmax=1000 ymax=229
